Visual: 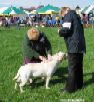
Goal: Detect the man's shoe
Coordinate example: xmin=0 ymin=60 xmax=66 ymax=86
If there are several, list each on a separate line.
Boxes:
xmin=60 ymin=88 xmax=76 ymax=93
xmin=60 ymin=88 xmax=69 ymax=93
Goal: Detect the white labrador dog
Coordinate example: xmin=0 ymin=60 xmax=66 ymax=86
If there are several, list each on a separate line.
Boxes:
xmin=13 ymin=51 xmax=67 ymax=93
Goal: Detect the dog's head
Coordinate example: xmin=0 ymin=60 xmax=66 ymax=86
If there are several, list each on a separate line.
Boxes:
xmin=53 ymin=51 xmax=67 ymax=61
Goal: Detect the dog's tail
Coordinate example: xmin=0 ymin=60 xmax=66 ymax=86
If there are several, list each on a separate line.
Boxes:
xmin=13 ymin=70 xmax=20 ymax=81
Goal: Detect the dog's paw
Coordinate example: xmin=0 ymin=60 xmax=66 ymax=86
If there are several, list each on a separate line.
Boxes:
xmin=46 ymin=87 xmax=50 ymax=90
xmin=20 ymin=90 xmax=25 ymax=93
xmin=29 ymin=79 xmax=33 ymax=84
xmin=42 ymin=77 xmax=45 ymax=80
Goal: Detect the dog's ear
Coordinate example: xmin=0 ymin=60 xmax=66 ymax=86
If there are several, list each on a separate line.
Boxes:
xmin=58 ymin=51 xmax=62 ymax=54
xmin=58 ymin=56 xmax=63 ymax=61
xmin=55 ymin=53 xmax=58 ymax=56
xmin=64 ymin=53 xmax=68 ymax=60
xmin=58 ymin=52 xmax=65 ymax=56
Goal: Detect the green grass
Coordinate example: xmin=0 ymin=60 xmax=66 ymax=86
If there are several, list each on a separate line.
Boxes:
xmin=0 ymin=27 xmax=94 ymax=102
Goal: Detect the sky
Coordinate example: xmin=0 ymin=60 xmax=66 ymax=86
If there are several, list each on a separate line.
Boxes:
xmin=0 ymin=0 xmax=94 ymax=8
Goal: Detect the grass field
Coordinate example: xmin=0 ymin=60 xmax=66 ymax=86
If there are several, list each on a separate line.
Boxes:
xmin=0 ymin=27 xmax=94 ymax=102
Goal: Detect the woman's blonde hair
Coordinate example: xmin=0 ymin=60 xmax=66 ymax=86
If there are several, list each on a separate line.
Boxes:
xmin=27 ymin=27 xmax=40 ymax=40
xmin=59 ymin=7 xmax=70 ymax=16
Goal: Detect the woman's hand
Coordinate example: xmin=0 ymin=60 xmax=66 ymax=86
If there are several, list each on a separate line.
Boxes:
xmin=48 ymin=54 xmax=52 ymax=61
xmin=39 ymin=54 xmax=52 ymax=63
xmin=39 ymin=56 xmax=47 ymax=62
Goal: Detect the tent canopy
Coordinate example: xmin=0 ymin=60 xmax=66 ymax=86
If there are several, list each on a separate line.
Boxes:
xmin=36 ymin=4 xmax=60 ymax=14
xmin=81 ymin=5 xmax=94 ymax=14
xmin=0 ymin=6 xmax=25 ymax=15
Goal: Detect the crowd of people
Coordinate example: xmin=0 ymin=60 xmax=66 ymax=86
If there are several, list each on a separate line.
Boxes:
xmin=0 ymin=12 xmax=94 ymax=28
xmin=0 ymin=15 xmax=63 ymax=28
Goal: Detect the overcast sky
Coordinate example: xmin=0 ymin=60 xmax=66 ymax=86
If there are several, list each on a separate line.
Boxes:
xmin=0 ymin=0 xmax=94 ymax=8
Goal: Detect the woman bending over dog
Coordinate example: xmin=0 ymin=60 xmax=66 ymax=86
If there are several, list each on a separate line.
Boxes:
xmin=22 ymin=27 xmax=52 ymax=64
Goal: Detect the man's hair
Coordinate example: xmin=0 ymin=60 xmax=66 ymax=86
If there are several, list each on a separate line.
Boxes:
xmin=60 ymin=7 xmax=70 ymax=16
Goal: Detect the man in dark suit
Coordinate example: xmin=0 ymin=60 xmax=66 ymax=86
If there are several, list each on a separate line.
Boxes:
xmin=58 ymin=7 xmax=86 ymax=93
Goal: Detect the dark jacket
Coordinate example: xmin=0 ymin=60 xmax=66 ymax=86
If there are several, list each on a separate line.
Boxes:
xmin=22 ymin=32 xmax=52 ymax=60
xmin=59 ymin=10 xmax=86 ymax=53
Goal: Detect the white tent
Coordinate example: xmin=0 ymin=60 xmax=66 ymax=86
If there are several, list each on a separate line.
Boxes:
xmin=0 ymin=7 xmax=8 ymax=15
xmin=81 ymin=5 xmax=94 ymax=14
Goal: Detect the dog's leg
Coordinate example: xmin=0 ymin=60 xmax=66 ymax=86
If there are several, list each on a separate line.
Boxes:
xmin=45 ymin=76 xmax=51 ymax=89
xmin=14 ymin=82 xmax=18 ymax=90
xmin=19 ymin=84 xmax=24 ymax=93
xmin=29 ymin=78 xmax=33 ymax=84
xmin=19 ymin=81 xmax=27 ymax=93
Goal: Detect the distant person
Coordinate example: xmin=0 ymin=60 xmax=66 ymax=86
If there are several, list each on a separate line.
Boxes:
xmin=83 ymin=14 xmax=88 ymax=27
xmin=16 ymin=18 xmax=21 ymax=30
xmin=22 ymin=27 xmax=52 ymax=64
xmin=75 ymin=7 xmax=83 ymax=24
xmin=55 ymin=16 xmax=60 ymax=26
xmin=58 ymin=7 xmax=86 ymax=93
xmin=5 ymin=17 xmax=9 ymax=27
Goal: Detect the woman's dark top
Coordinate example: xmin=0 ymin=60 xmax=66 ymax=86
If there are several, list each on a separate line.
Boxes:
xmin=22 ymin=32 xmax=52 ymax=60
